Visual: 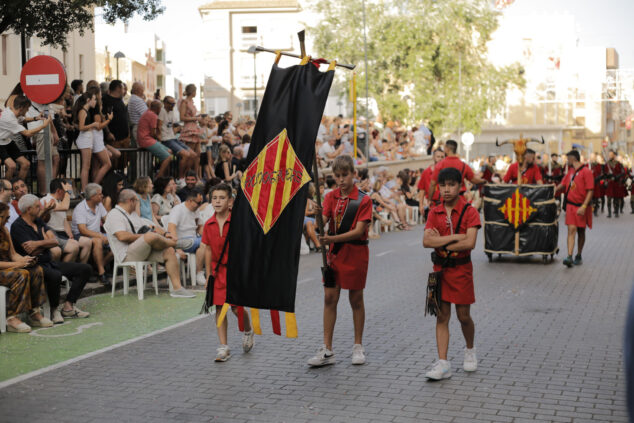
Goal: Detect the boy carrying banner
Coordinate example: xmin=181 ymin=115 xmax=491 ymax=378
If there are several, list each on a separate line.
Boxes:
xmin=423 ymin=167 xmax=481 ymax=380
xmin=202 ymin=183 xmax=254 ymax=362
xmin=308 ymin=155 xmax=372 ymax=367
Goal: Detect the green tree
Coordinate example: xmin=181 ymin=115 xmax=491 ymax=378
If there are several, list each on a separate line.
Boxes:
xmin=0 ymin=0 xmax=164 ymax=49
xmin=309 ymin=0 xmax=524 ymax=134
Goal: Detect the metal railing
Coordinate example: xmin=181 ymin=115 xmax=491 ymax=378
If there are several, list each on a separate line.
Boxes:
xmin=0 ymin=147 xmax=179 ymax=194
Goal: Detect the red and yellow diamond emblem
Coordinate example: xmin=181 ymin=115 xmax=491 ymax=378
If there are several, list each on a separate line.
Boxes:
xmin=241 ymin=129 xmax=312 ymax=234
xmin=498 ymin=188 xmax=537 ymax=229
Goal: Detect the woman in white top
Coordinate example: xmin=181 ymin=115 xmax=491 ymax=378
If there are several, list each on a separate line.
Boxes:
xmin=151 ymin=177 xmax=181 ymax=218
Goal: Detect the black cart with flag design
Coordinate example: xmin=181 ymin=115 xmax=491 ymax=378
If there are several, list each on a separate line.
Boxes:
xmin=215 ymin=59 xmax=335 ymax=338
xmin=482 ymin=184 xmax=559 ymax=263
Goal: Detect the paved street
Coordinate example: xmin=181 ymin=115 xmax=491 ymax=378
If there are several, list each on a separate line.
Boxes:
xmin=0 ymin=211 xmax=632 ymax=422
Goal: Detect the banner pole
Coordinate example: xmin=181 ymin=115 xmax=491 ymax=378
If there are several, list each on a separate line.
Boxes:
xmin=352 ymin=73 xmax=358 ymax=159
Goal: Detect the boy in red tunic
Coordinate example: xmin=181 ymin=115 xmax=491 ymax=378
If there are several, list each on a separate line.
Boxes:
xmin=202 ymin=183 xmax=253 ymax=362
xmin=418 ymin=148 xmax=445 ymax=218
xmin=308 ymin=155 xmax=372 ymax=367
xmin=429 ymin=140 xmax=485 ymax=202
xmin=502 ymin=149 xmax=543 ymax=184
xmin=423 ymin=167 xmax=481 ymax=380
xmin=556 ymin=150 xmax=594 ymax=267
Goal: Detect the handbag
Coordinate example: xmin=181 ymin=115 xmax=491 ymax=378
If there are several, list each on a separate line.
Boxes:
xmin=200 ymin=234 xmax=230 ymax=314
xmin=424 ymin=204 xmax=470 ymax=317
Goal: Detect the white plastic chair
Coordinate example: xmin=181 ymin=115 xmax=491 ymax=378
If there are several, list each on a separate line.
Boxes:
xmin=0 ymin=285 xmax=7 ymax=333
xmin=161 ymin=215 xmax=197 ymax=287
xmin=406 ymin=206 xmax=419 ymax=226
xmin=107 ymin=232 xmax=159 ymax=300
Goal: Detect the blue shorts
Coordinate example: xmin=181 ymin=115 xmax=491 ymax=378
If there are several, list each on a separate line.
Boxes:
xmin=182 ymin=235 xmax=202 ymax=253
xmin=303 ymin=216 xmax=316 ymax=226
xmin=162 ymin=138 xmax=189 ymax=154
xmin=145 ymin=142 xmax=171 ymax=161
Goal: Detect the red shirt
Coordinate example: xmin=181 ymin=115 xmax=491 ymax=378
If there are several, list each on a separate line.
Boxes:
xmin=136 ymin=109 xmax=158 ymax=148
xmin=561 ymin=165 xmax=593 ymax=205
xmin=417 ymin=166 xmax=440 ymax=203
xmin=503 ymin=162 xmax=542 ymax=184
xmin=201 ymin=212 xmax=231 ymax=305
xmin=322 ymin=185 xmax=372 ymax=290
xmin=432 ymin=156 xmax=474 ymax=184
xmin=425 ymin=196 xmax=481 ymax=304
xmin=11 ymin=199 xmax=21 ymax=216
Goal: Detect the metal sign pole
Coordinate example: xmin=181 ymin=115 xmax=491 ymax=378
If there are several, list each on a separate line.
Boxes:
xmin=43 ymin=104 xmax=52 ymax=192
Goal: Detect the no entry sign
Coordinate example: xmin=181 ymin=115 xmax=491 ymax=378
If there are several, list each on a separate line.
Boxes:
xmin=20 ymin=55 xmax=67 ymax=105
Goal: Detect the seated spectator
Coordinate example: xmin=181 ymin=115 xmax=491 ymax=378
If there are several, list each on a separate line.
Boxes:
xmin=72 ymin=183 xmax=112 ymax=285
xmin=151 ymin=177 xmax=181 ymax=218
xmin=158 ymin=96 xmax=196 ymax=183
xmin=318 ymin=136 xmax=344 ymax=167
xmin=177 ymin=170 xmax=199 ymax=202
xmin=102 ymin=171 xmax=125 ymax=212
xmin=167 ymin=188 xmax=205 ymax=285
xmin=303 ymin=184 xmax=321 ymax=251
xmin=133 ymin=176 xmax=157 ymax=223
xmin=215 ymin=144 xmax=240 ymax=185
xmin=41 ymin=178 xmax=92 ymax=264
xmin=0 ymin=179 xmax=18 ymax=230
xmin=137 ymin=100 xmax=173 ymax=178
xmin=0 ymin=202 xmax=52 ymax=332
xmin=0 ymin=95 xmax=50 ymax=179
xmin=11 ymin=194 xmax=92 ymax=323
xmin=370 ymin=180 xmax=409 ymax=231
xmin=396 ymin=170 xmax=419 ymax=207
xmin=103 ymin=189 xmax=195 ymax=298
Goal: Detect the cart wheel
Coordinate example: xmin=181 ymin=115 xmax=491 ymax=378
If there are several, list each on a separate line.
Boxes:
xmin=486 ymin=252 xmax=493 ymax=263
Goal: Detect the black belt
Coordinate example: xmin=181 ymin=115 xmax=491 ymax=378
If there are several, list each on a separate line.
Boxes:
xmin=431 ymin=252 xmax=471 ymax=267
xmin=334 ymin=240 xmax=369 ymax=247
xmin=567 ymin=200 xmax=583 ymax=207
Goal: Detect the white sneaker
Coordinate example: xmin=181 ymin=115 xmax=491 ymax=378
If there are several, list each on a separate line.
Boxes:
xmin=170 ymin=288 xmax=196 ymax=298
xmin=463 ymin=347 xmax=477 ymax=372
xmin=196 ymin=271 xmax=206 ymax=287
xmin=215 ymin=345 xmax=231 ymax=362
xmin=307 ymin=346 xmax=336 ymax=367
xmin=425 ymin=360 xmax=452 ymax=380
xmin=51 ymin=309 xmax=64 ymax=324
xmin=351 ymin=344 xmax=366 ymax=365
xmin=243 ymin=330 xmax=255 ymax=353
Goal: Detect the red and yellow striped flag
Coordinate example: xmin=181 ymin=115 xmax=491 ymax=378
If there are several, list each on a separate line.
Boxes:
xmin=241 ymin=128 xmax=312 ymax=234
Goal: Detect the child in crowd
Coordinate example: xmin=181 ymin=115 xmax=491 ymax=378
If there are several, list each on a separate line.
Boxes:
xmin=423 ymin=167 xmax=481 ymax=380
xmin=202 ymin=183 xmax=254 ymax=362
xmin=308 ymin=155 xmax=372 ymax=367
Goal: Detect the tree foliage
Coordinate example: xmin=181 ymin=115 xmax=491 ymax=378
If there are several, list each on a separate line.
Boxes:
xmin=309 ymin=0 xmax=524 ymax=134
xmin=0 ymin=0 xmax=164 ymax=49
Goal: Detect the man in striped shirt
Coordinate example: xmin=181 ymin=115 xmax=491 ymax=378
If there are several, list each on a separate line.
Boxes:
xmin=127 ymin=82 xmax=148 ymax=146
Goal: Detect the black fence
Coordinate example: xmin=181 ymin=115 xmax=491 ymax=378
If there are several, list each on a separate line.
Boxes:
xmin=0 ymin=147 xmax=179 ymax=194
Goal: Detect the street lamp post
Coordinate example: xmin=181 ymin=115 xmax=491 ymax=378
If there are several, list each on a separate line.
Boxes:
xmin=114 ymin=51 xmax=125 ymax=80
xmin=247 ymin=46 xmax=259 ymax=120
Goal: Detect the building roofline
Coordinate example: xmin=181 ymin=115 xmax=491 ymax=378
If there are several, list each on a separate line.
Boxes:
xmin=198 ymin=0 xmax=301 ymax=14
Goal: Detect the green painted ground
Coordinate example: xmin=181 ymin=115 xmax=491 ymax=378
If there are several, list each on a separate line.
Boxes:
xmin=0 ymin=290 xmax=207 ymax=382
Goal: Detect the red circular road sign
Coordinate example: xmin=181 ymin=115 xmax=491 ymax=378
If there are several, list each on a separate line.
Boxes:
xmin=20 ymin=55 xmax=67 ymax=105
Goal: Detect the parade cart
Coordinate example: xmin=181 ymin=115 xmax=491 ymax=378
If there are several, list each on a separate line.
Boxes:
xmin=483 ymin=184 xmax=559 ymax=263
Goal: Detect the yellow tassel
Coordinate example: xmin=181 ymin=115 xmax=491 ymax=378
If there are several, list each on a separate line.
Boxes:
xmin=251 ymin=308 xmax=262 ymax=335
xmin=285 ymin=312 xmax=298 ymax=338
xmin=299 ymin=56 xmax=311 ymax=65
xmin=216 ymin=303 xmax=230 ymax=328
xmin=274 ymin=50 xmax=282 ymax=64
xmin=328 ymin=60 xmax=337 ymax=72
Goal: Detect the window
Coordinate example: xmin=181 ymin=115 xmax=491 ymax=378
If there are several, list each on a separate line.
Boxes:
xmin=157 ymin=74 xmax=164 ymax=89
xmin=79 ymin=54 xmax=84 ymax=79
xmin=1 ymin=35 xmax=7 ymax=75
xmin=156 ymin=48 xmax=163 ymax=62
xmin=241 ymin=26 xmax=257 ymax=34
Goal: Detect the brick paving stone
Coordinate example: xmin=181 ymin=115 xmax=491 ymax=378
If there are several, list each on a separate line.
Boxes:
xmin=0 ymin=212 xmax=632 ymax=422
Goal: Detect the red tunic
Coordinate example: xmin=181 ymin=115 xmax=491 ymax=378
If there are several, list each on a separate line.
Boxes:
xmin=418 ymin=166 xmax=440 ymax=204
xmin=425 ymin=196 xmax=481 ymax=305
xmin=604 ymin=161 xmax=625 ymax=198
xmin=590 ymin=163 xmax=605 ymax=198
xmin=323 ymin=185 xmax=372 ymax=290
xmin=432 ymin=156 xmax=475 ymax=193
xmin=562 ymin=165 xmax=593 ymax=229
xmin=503 ymin=162 xmax=542 ymax=184
xmin=201 ymin=212 xmax=231 ymax=305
